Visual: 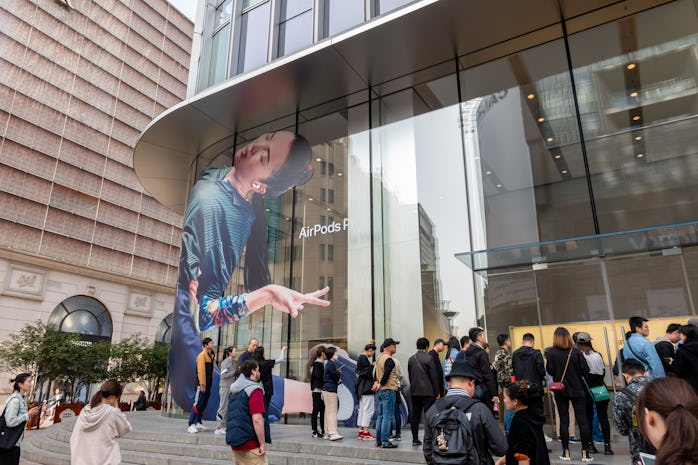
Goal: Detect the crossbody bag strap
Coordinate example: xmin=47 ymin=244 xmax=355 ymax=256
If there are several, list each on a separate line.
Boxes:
xmin=560 ymin=349 xmax=573 ymax=383
xmin=626 ymin=340 xmax=646 ymax=366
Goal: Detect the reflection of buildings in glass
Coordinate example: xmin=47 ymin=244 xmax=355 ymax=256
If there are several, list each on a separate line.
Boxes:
xmin=418 ymin=204 xmax=449 ymax=339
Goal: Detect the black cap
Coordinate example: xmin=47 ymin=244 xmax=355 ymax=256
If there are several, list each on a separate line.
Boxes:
xmin=381 ymin=338 xmax=400 ymax=348
xmin=364 ymin=343 xmax=377 ymax=351
xmin=445 ymin=359 xmax=481 ymax=383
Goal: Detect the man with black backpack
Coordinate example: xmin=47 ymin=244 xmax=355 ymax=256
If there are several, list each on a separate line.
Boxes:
xmin=423 ymin=359 xmax=507 ymax=465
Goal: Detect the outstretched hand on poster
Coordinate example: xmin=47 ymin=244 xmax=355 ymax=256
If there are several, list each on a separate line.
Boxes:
xmin=247 ymin=285 xmax=330 ymax=318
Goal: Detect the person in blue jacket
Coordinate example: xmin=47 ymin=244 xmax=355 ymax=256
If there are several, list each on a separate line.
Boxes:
xmin=169 ymin=131 xmax=330 ymax=418
xmin=623 ymin=316 xmax=666 ymax=380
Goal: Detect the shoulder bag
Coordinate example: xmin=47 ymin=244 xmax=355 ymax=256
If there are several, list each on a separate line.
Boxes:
xmin=549 ymin=349 xmax=572 ymax=392
xmin=0 ymin=399 xmax=26 ymax=450
xmin=584 ymin=378 xmax=611 ymax=402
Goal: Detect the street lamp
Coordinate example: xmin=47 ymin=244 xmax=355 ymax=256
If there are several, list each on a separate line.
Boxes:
xmin=440 ymin=300 xmax=459 ymax=336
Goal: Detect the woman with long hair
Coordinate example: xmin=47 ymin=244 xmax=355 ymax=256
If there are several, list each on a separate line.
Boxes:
xmin=576 ymin=332 xmax=613 ymax=455
xmin=0 ymin=373 xmax=40 ymax=465
xmin=637 ymin=377 xmax=698 ymax=465
xmin=70 ymin=379 xmax=132 ymax=465
xmin=442 ymin=336 xmax=461 ymax=380
xmin=214 ymin=345 xmax=238 ymax=435
xmin=495 ymin=379 xmax=550 ymax=465
xmin=168 ymin=132 xmax=331 ymax=414
xmin=546 ymin=327 xmax=593 ymax=462
xmin=674 ymin=325 xmax=698 ymax=394
xmin=309 ymin=345 xmax=326 ymax=438
xmin=356 ymin=342 xmax=377 ymax=441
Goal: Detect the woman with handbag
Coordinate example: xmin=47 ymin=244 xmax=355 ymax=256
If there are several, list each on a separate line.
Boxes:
xmin=546 ymin=327 xmax=593 ymax=462
xmin=0 ymin=373 xmax=40 ymax=465
xmin=577 ymin=332 xmax=614 ymax=455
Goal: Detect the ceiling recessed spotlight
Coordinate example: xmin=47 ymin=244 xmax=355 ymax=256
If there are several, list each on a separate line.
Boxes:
xmin=496 ymin=184 xmax=502 ymax=188
xmin=634 ymin=136 xmax=642 ymax=141
xmin=537 ymin=117 xmax=545 ymax=123
xmin=308 ymin=197 xmax=313 ymax=201
xmin=315 ymin=157 xmax=322 ymax=162
xmin=636 ymin=153 xmax=644 ymax=158
xmin=265 ymin=208 xmax=270 ymax=212
xmin=527 ymin=93 xmax=535 ymax=100
xmin=485 ymin=170 xmax=492 ymax=175
xmin=546 ymin=137 xmax=554 ymax=142
xmin=285 ymin=217 xmax=290 ymax=221
xmin=554 ymin=154 xmax=561 ymax=159
xmin=326 ymin=208 xmax=331 ymax=211
xmin=337 ymin=172 xmax=343 ymax=176
xmin=630 ymin=91 xmax=638 ymax=97
xmin=632 ymin=115 xmax=641 ymax=121
xmin=561 ymin=169 xmax=568 ymax=174
xmin=627 ymin=63 xmax=636 ymax=70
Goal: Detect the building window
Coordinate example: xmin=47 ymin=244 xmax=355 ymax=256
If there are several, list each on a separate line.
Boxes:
xmin=208 ymin=0 xmax=233 ymax=86
xmin=328 ymin=189 xmax=334 ymax=204
xmin=327 ymin=244 xmax=334 ymax=261
xmin=321 ymin=161 xmax=326 ymax=175
xmin=319 ymin=243 xmax=325 ymax=260
xmin=318 ymin=275 xmax=325 ymax=289
xmin=326 ymin=276 xmax=334 ymax=300
xmin=277 ymin=0 xmax=313 ymax=57
xmin=237 ymin=0 xmax=271 ymax=74
xmin=320 ymin=215 xmax=326 ymax=225
xmin=374 ymin=0 xmax=412 ymax=15
xmin=321 ymin=0 xmax=364 ymax=38
xmin=320 ymin=188 xmax=326 ymax=202
xmin=328 ymin=162 xmax=334 ymax=176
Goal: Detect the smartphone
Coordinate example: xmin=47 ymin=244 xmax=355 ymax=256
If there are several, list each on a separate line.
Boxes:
xmin=640 ymin=452 xmax=656 ymax=465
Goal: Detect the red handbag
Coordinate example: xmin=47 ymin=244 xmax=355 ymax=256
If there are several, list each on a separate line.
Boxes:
xmin=549 ymin=349 xmax=572 ymax=393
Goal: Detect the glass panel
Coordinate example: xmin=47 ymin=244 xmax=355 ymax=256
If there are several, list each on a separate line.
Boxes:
xmin=279 ymin=0 xmax=313 ymax=19
xmin=323 ymin=0 xmax=363 ymax=37
xmin=214 ymin=0 xmax=233 ymax=29
xmin=377 ymin=0 xmax=412 ymax=15
xmin=208 ymin=24 xmax=231 ymax=86
xmin=568 ymin=0 xmax=698 ymax=233
xmin=278 ymin=10 xmax=313 ymax=56
xmin=237 ymin=1 xmax=271 ymax=73
xmin=606 ymin=252 xmax=694 ymax=323
xmin=461 ymin=39 xmax=596 ymax=252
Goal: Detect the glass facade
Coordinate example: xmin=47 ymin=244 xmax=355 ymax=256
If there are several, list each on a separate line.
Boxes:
xmin=181 ymin=0 xmax=698 ymax=419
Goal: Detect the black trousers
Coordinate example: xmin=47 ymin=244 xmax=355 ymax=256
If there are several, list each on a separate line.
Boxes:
xmin=585 ymin=396 xmax=611 ymax=443
xmin=311 ymin=391 xmax=325 ymax=433
xmin=0 ymin=445 xmax=20 ymax=465
xmin=410 ymin=395 xmax=435 ymax=441
xmin=555 ymin=394 xmax=592 ymax=451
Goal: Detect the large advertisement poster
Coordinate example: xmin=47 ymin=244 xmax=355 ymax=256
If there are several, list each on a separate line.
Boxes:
xmin=168 ymin=131 xmax=330 ymax=419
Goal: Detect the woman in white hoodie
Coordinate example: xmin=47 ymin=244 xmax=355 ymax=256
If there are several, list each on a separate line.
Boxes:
xmin=70 ymin=379 xmax=132 ymax=465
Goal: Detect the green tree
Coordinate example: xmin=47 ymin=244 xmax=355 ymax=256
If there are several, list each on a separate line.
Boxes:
xmin=141 ymin=342 xmax=169 ymax=401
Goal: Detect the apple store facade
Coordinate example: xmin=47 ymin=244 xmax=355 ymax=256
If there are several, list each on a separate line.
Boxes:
xmin=135 ymin=0 xmax=698 ymax=390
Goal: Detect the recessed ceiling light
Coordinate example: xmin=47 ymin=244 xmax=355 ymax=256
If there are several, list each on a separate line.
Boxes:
xmin=315 ymin=157 xmax=322 ymax=162
xmin=326 ymin=208 xmax=331 ymax=211
xmin=561 ymin=169 xmax=568 ymax=174
xmin=308 ymin=197 xmax=313 ymax=201
xmin=285 ymin=217 xmax=290 ymax=221
xmin=554 ymin=154 xmax=561 ymax=159
xmin=627 ymin=63 xmax=636 ymax=70
xmin=634 ymin=136 xmax=642 ymax=141
xmin=265 ymin=208 xmax=270 ymax=212
xmin=546 ymin=137 xmax=554 ymax=142
xmin=630 ymin=91 xmax=638 ymax=97
xmin=537 ymin=117 xmax=545 ymax=123
xmin=496 ymin=184 xmax=502 ymax=188
xmin=485 ymin=170 xmax=492 ymax=175
xmin=636 ymin=153 xmax=644 ymax=158
xmin=632 ymin=115 xmax=640 ymax=121
xmin=527 ymin=93 xmax=535 ymax=100
xmin=337 ymin=172 xmax=343 ymax=176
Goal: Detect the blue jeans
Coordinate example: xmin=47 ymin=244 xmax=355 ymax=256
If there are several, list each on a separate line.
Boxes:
xmin=375 ymin=389 xmax=396 ymax=446
xmin=504 ymin=404 xmax=515 ymax=434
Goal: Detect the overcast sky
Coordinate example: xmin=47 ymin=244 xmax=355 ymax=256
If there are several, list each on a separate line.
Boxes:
xmin=167 ymin=0 xmax=196 ymax=21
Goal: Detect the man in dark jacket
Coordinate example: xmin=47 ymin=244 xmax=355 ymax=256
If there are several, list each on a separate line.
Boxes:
xmin=408 ymin=337 xmax=440 ymax=446
xmin=423 ymin=359 xmax=507 ymax=465
xmin=653 ymin=323 xmax=680 ymax=376
xmin=674 ymin=324 xmax=698 ymax=394
xmin=428 ymin=338 xmax=446 ymax=397
xmin=465 ymin=327 xmax=498 ymax=411
xmin=512 ymin=333 xmax=546 ymax=415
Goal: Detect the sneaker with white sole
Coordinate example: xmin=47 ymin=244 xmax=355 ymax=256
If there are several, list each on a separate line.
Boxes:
xmin=544 ymin=434 xmax=553 ymax=443
xmin=214 ymin=428 xmax=226 ymax=435
xmin=187 ymin=424 xmax=198 ymax=434
xmin=195 ymin=423 xmax=207 ymax=431
xmin=329 ymin=433 xmax=343 ymax=441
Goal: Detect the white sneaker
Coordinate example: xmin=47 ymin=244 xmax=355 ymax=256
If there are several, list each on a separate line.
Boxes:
xmin=187 ymin=424 xmax=198 ymax=434
xmin=544 ymin=434 xmax=553 ymax=443
xmin=195 ymin=423 xmax=207 ymax=431
xmin=322 ymin=433 xmax=330 ymax=440
xmin=214 ymin=428 xmax=226 ymax=435
xmin=329 ymin=433 xmax=343 ymax=441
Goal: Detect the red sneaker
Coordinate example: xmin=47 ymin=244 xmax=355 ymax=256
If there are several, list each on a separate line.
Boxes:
xmin=364 ymin=433 xmax=376 ymax=441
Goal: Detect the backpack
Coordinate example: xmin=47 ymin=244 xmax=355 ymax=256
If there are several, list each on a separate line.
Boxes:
xmin=621 ymin=386 xmax=639 ymax=428
xmin=428 ymin=396 xmax=480 ymax=465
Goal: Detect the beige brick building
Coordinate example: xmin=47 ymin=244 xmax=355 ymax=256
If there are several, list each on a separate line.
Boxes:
xmin=0 ymin=0 xmax=193 ymax=395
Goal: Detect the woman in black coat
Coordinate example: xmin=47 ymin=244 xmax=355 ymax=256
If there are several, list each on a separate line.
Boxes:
xmin=673 ymin=325 xmax=698 ymax=395
xmin=252 ymin=345 xmax=286 ymax=408
xmin=496 ymin=379 xmax=550 ymax=465
xmin=309 ymin=346 xmax=326 ymax=438
xmin=545 ymin=327 xmax=592 ymax=462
